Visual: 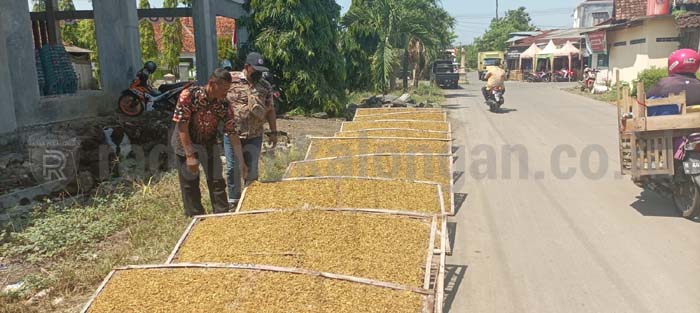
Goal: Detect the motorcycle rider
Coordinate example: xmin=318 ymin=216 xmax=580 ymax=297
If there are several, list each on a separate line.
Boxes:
xmin=647 ymin=49 xmax=700 ymax=106
xmin=136 ymin=61 xmax=158 ymax=93
xmin=481 ymin=60 xmax=506 ymax=101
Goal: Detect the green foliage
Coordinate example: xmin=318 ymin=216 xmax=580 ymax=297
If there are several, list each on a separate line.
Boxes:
xmin=463 ymin=44 xmax=478 ymax=69
xmin=31 ymin=0 xmax=44 ymax=11
xmin=246 ymin=0 xmax=347 ymax=115
xmin=2 ymin=196 xmax=131 ymax=262
xmin=0 ymin=174 xmax=191 ymax=310
xmin=160 ymin=0 xmax=183 ymax=76
xmin=217 ymin=36 xmax=237 ymax=65
xmin=58 ymin=0 xmax=80 ymax=46
xmin=342 ymin=0 xmax=455 ymax=93
xmin=472 ymin=7 xmax=535 ymax=59
xmin=259 ymin=141 xmax=310 ymax=182
xmin=139 ymin=0 xmax=160 ymax=63
xmin=631 ymin=67 xmax=668 ymax=96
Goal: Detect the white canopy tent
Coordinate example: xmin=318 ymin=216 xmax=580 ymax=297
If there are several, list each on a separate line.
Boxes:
xmin=554 ymin=41 xmax=581 ymax=75
xmin=518 ymin=43 xmax=541 ymax=71
xmin=535 ymin=40 xmax=558 ymax=72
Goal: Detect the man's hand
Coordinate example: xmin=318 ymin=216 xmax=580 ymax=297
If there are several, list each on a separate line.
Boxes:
xmin=268 ymin=132 xmax=278 ymax=148
xmin=186 ymin=156 xmax=199 ymax=175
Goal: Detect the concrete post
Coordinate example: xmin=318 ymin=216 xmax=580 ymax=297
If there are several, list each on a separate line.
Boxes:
xmin=193 ymin=0 xmax=218 ymax=84
xmin=0 ymin=29 xmax=18 ymax=134
xmin=0 ymin=0 xmax=41 ymax=129
xmin=93 ymin=0 xmax=141 ymax=94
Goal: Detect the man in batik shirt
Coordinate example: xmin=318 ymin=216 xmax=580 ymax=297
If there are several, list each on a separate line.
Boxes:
xmin=171 ymin=69 xmax=246 ymax=216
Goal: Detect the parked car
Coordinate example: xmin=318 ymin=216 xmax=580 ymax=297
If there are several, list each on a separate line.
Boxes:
xmin=431 ymin=60 xmax=460 ymax=89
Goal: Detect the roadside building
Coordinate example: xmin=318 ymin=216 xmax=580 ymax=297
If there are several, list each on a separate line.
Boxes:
xmin=573 ymin=0 xmax=614 ymax=28
xmin=580 ymin=0 xmax=700 ymax=85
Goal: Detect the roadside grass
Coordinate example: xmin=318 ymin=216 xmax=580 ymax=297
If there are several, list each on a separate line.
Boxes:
xmin=0 ymin=173 xmax=192 ymax=312
xmin=0 ymin=136 xmax=314 ymax=312
xmin=347 ymin=81 xmax=446 ymax=106
xmin=258 ymin=138 xmax=310 ymax=182
xmin=566 ymin=86 xmax=619 ymax=104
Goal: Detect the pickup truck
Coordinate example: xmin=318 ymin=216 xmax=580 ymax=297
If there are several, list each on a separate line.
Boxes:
xmin=431 ymin=60 xmax=460 ymax=89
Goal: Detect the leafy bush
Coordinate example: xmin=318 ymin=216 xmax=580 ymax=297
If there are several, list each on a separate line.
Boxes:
xmin=632 ymin=67 xmax=668 ymax=96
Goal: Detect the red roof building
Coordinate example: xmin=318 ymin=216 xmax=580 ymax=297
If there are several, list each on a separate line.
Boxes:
xmin=152 ymin=16 xmax=236 ymax=55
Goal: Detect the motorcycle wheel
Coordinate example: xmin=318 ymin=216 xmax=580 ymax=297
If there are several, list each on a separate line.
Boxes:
xmin=487 ymin=100 xmax=496 ymax=112
xmin=118 ymin=93 xmax=144 ymax=116
xmin=672 ymin=180 xmax=700 ymax=219
xmin=543 ymin=75 xmax=550 ymax=83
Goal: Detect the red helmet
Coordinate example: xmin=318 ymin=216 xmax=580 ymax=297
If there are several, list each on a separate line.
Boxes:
xmin=668 ymin=49 xmax=700 ymax=74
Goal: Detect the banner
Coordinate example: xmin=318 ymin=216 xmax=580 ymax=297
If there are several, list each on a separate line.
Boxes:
xmin=587 ymin=31 xmax=607 ymax=54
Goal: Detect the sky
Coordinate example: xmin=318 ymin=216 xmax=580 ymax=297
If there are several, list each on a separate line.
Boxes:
xmin=37 ymin=0 xmax=583 ymax=45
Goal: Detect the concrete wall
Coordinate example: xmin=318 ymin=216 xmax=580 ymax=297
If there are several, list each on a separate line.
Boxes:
xmin=93 ymin=0 xmax=142 ymax=94
xmin=29 ymin=91 xmax=112 ymax=126
xmin=0 ymin=27 xmax=18 ymax=134
xmin=1 ymin=0 xmax=41 ymax=131
xmin=608 ymin=16 xmax=679 ymax=84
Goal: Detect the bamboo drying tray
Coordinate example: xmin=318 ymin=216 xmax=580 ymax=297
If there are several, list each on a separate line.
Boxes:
xmin=335 ymin=128 xmax=451 ymax=140
xmin=235 ymin=178 xmax=450 ymax=255
xmin=340 ymin=120 xmax=451 ymax=132
xmin=236 ymin=177 xmax=445 ymax=215
xmin=166 ymin=209 xmax=437 ymax=288
xmin=284 ymin=154 xmax=455 ymax=215
xmin=81 ymin=264 xmax=437 ymax=313
xmin=354 ymin=108 xmax=445 ymax=117
xmin=304 ymin=137 xmax=452 ymax=159
xmin=353 ymin=111 xmax=448 ymax=122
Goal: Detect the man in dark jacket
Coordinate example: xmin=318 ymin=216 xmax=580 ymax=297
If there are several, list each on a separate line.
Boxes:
xmin=647 ymin=49 xmax=700 ymax=106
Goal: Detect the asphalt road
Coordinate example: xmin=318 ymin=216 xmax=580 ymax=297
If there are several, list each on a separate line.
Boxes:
xmin=445 ymin=73 xmax=700 ymax=313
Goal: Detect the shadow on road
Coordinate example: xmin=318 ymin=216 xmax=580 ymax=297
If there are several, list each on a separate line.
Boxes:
xmin=442 ymin=104 xmax=468 ymax=110
xmin=453 ymin=193 xmax=468 ymax=215
xmin=445 ymin=93 xmax=476 ymax=99
xmin=453 ymin=171 xmax=464 ymax=185
xmin=447 ymin=221 xmax=457 ymax=252
xmin=631 ymin=190 xmax=683 ymax=218
xmin=443 ymin=264 xmax=469 ymax=313
xmin=492 ymin=108 xmax=518 ymax=114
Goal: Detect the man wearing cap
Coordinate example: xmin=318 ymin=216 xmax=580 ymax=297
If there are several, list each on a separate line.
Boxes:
xmin=224 ymin=52 xmax=278 ymax=206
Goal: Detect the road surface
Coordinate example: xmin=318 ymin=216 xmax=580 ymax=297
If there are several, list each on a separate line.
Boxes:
xmin=445 ymin=74 xmax=700 ymax=313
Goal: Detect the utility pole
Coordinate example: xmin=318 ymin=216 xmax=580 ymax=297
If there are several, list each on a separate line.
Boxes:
xmin=496 ymin=0 xmax=499 ymax=20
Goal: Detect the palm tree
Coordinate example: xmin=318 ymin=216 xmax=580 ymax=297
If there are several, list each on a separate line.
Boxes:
xmin=344 ymin=0 xmax=453 ymax=93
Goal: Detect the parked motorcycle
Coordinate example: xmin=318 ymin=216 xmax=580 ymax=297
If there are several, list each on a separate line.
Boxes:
xmin=554 ymin=69 xmax=577 ymax=82
xmin=485 ymin=86 xmax=505 ymax=112
xmin=118 ymin=78 xmax=192 ymax=117
xmin=580 ymin=67 xmax=599 ymax=93
xmin=526 ymin=71 xmax=551 ymax=83
xmin=674 ymin=133 xmax=700 ymax=218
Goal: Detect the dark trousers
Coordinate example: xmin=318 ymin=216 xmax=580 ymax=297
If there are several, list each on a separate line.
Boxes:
xmin=176 ymin=144 xmax=229 ymax=217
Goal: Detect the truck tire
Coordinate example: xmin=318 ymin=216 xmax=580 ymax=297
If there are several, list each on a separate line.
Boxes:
xmin=673 ymin=180 xmax=700 ymax=219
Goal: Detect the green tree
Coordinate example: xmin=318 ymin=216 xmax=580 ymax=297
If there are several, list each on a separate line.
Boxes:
xmin=160 ymin=0 xmax=183 ymax=76
xmin=58 ymin=0 xmax=80 ymax=46
xmin=246 ymin=0 xmax=346 ymax=115
xmin=218 ymin=36 xmax=236 ymax=64
xmin=139 ymin=0 xmax=159 ymax=63
xmin=474 ymin=7 xmax=535 ymax=52
xmin=31 ymin=0 xmax=81 ymax=46
xmin=343 ymin=0 xmax=454 ymax=93
xmin=339 ymin=1 xmax=379 ymax=92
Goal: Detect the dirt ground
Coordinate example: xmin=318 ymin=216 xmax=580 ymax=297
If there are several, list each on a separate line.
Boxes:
xmin=275 ymin=115 xmax=344 ymax=141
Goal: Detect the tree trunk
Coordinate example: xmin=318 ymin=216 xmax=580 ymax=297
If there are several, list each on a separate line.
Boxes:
xmin=402 ymin=46 xmax=409 ymax=92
